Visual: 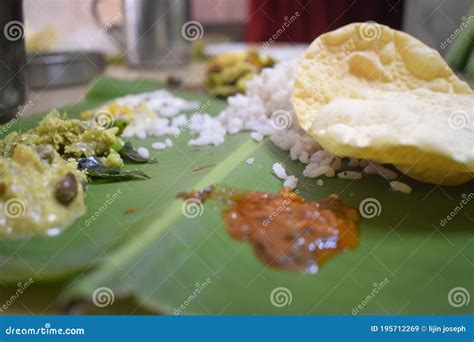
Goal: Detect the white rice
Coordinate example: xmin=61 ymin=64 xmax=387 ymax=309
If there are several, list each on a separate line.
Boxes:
xmin=283 ymin=175 xmax=298 ymax=190
xmin=272 ymin=163 xmax=288 ymax=180
xmin=172 ymin=115 xmax=188 ymax=129
xmin=187 ymin=114 xmax=226 ymax=146
xmin=364 ymin=163 xmax=398 ymax=180
xmin=338 ymin=171 xmax=363 ymax=180
xmin=137 ymin=147 xmax=149 ymax=158
xmin=151 ymin=142 xmax=167 ymax=150
xmin=117 ymin=91 xmax=200 ymax=140
xmin=212 ymin=61 xmax=349 ymax=185
xmin=95 ymin=60 xmax=405 ymax=192
xmin=213 ymin=61 xmax=405 ymax=190
xmin=135 ymin=130 xmax=147 ymax=140
xmin=303 ymin=165 xmax=335 ymax=178
xmin=272 ymin=162 xmax=298 ymax=190
xmin=250 ymin=132 xmax=264 ymax=142
xmin=390 ymin=181 xmax=412 ymax=194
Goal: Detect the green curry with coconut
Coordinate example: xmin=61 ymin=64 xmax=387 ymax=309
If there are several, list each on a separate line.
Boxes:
xmin=0 ymin=110 xmax=125 ymax=168
xmin=0 ymin=110 xmax=153 ymax=238
xmin=0 ymin=144 xmax=86 ymax=237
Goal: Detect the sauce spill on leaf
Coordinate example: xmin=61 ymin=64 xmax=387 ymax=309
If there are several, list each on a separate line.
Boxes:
xmin=178 ymin=187 xmax=361 ymax=274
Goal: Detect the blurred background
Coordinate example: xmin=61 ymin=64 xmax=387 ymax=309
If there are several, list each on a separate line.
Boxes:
xmin=1 ymin=0 xmax=473 ymax=119
xmin=21 ymin=0 xmax=472 ymax=54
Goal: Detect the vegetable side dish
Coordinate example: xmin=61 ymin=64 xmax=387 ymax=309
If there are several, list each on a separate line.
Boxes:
xmin=0 ymin=144 xmax=86 ymax=237
xmin=204 ymin=50 xmax=275 ymax=97
xmin=0 ymin=111 xmax=153 ymax=237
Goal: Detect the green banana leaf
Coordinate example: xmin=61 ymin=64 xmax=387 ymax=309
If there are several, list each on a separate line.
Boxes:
xmin=445 ymin=5 xmax=474 ymax=74
xmin=0 ymin=77 xmax=472 ymax=315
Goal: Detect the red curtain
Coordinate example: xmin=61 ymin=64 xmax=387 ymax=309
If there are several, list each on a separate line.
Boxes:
xmin=246 ymin=0 xmax=404 ymax=43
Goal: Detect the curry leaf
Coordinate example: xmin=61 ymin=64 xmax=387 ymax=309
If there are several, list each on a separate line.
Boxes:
xmin=78 ymin=156 xmax=150 ymax=180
